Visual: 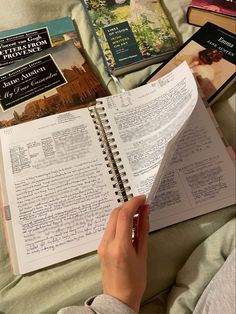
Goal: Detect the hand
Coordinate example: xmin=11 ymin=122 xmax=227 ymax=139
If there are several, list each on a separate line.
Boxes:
xmin=98 ymin=195 xmax=149 ymax=312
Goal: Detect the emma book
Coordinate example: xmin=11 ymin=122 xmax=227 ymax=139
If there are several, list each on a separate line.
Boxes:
xmin=144 ymin=22 xmax=236 ymax=106
xmin=0 ymin=62 xmax=235 ymax=274
xmin=81 ymin=0 xmax=179 ymax=76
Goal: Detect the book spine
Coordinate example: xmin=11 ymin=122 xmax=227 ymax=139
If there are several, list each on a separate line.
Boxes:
xmin=89 ymin=103 xmax=133 ymax=203
xmin=80 ymin=0 xmax=112 ymax=76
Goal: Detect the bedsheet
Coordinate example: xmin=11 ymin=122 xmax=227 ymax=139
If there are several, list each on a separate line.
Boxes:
xmin=0 ymin=1 xmax=235 ymax=313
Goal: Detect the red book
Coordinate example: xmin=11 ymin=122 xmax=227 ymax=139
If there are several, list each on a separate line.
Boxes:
xmin=187 ymin=0 xmax=236 ymax=33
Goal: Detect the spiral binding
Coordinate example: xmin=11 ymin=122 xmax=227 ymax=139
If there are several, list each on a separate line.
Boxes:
xmin=89 ymin=102 xmax=133 ymax=203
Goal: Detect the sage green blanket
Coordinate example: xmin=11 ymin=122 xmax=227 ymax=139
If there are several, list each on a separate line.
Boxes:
xmin=0 ymin=1 xmax=235 ymax=313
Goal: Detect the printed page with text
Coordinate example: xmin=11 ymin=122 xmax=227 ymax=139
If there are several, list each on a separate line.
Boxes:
xmin=96 ymin=62 xmax=235 ymax=231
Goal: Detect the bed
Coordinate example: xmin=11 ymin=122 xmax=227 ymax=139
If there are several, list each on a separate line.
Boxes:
xmin=0 ymin=0 xmax=235 ymax=313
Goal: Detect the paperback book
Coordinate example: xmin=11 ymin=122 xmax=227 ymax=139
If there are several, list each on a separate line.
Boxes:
xmin=144 ymin=22 xmax=236 ymax=106
xmin=0 ymin=62 xmax=235 ymax=274
xmin=0 ymin=41 xmax=108 ymax=128
xmin=81 ymin=0 xmax=179 ymax=76
xmin=0 ymin=16 xmax=81 ymax=68
xmin=187 ymin=0 xmax=236 ymax=33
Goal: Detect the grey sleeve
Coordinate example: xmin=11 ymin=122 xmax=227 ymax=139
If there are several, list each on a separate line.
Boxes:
xmin=193 ymin=247 xmax=236 ymax=314
xmin=57 ymin=294 xmax=137 ymax=314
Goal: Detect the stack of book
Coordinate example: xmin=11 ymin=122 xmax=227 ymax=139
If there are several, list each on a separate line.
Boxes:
xmin=0 ymin=16 xmax=108 ymax=127
xmin=0 ymin=2 xmax=235 ymax=275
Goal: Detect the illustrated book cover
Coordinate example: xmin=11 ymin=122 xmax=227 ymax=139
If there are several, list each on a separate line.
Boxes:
xmin=143 ymin=22 xmax=236 ymax=106
xmin=0 ymin=62 xmax=235 ymax=274
xmin=0 ymin=40 xmax=108 ymax=128
xmin=187 ymin=0 xmax=236 ymax=33
xmin=81 ymin=0 xmax=179 ymax=76
xmin=0 ymin=16 xmax=81 ymax=68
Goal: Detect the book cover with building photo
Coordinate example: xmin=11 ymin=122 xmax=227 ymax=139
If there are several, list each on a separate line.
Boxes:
xmin=82 ymin=0 xmax=179 ymax=76
xmin=0 ymin=40 xmax=108 ymax=128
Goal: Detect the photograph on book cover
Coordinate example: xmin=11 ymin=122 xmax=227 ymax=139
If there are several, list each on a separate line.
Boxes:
xmin=82 ymin=0 xmax=179 ymax=74
xmin=0 ymin=17 xmax=81 ymax=69
xmin=147 ymin=41 xmax=235 ymax=102
xmin=145 ymin=23 xmax=236 ymax=106
xmin=0 ymin=41 xmax=107 ymax=128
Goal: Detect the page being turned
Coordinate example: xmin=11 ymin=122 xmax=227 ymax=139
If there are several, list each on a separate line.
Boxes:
xmin=0 ymin=109 xmax=119 ymax=274
xmin=148 ymin=97 xmax=235 ymax=230
xmin=97 ymin=62 xmax=199 ymax=196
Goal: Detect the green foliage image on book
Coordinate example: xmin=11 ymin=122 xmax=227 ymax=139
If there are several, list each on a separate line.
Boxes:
xmin=85 ymin=0 xmax=179 ymax=73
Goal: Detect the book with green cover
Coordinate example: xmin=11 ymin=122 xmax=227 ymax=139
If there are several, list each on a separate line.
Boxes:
xmin=81 ymin=0 xmax=179 ymax=76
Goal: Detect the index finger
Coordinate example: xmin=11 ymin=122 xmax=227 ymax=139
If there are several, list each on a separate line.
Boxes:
xmin=115 ymin=195 xmax=146 ymax=245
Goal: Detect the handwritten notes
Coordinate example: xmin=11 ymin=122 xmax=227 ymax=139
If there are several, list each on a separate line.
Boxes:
xmin=16 ymin=161 xmax=113 ymax=255
xmin=1 ymin=108 xmax=117 ymax=273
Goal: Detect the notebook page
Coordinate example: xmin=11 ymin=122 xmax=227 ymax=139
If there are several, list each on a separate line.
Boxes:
xmin=97 ymin=62 xmax=235 ymax=230
xmin=97 ymin=62 xmax=198 ymax=196
xmin=0 ymin=108 xmax=118 ymax=274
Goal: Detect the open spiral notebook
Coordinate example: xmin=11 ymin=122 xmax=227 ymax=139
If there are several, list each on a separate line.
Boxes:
xmin=0 ymin=62 xmax=235 ymax=274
